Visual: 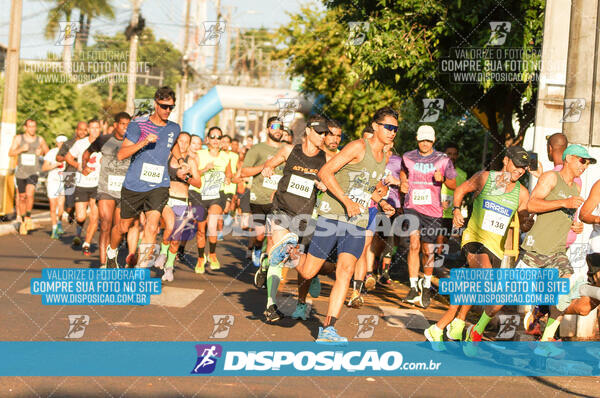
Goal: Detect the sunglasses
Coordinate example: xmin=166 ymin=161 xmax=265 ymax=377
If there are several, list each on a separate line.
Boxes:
xmin=270 ymin=123 xmax=282 ymax=130
xmin=577 ymin=157 xmax=591 ymax=165
xmin=314 ymin=129 xmax=329 ymax=136
xmin=376 ymin=122 xmax=398 ymax=133
xmin=156 ymin=101 xmax=175 ymax=111
xmin=208 ymin=135 xmax=222 ymax=140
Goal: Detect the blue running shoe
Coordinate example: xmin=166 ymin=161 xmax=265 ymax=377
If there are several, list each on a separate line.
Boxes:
xmin=252 ymin=247 xmax=262 ymax=268
xmin=308 ymin=277 xmax=321 ymax=298
xmin=217 ymin=231 xmax=224 ymax=241
xmin=268 ymin=233 xmax=298 ymax=266
xmin=56 ymin=223 xmax=64 ymax=236
xmin=223 ymin=214 xmax=234 ymax=227
xmin=316 ymin=326 xmax=348 ymax=346
xmin=291 ymin=302 xmax=308 ymax=320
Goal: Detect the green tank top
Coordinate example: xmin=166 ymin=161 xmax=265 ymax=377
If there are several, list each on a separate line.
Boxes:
xmin=522 ymin=171 xmax=579 ymax=255
xmin=461 ymin=171 xmax=521 ymax=260
xmin=318 ymin=139 xmax=386 ymax=228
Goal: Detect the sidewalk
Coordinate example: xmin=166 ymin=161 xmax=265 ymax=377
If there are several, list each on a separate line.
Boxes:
xmin=0 ymin=211 xmax=51 ymax=237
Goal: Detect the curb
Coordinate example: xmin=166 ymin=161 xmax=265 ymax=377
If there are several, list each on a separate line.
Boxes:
xmin=0 ymin=212 xmax=52 ymax=237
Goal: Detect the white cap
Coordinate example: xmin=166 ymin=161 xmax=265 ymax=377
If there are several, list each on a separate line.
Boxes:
xmin=416 ymin=125 xmax=435 ymax=141
xmin=56 ymin=135 xmax=68 ymax=143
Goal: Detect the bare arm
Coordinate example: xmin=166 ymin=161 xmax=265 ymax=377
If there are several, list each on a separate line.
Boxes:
xmin=527 ymin=171 xmax=584 ymax=213
xmin=8 ymin=136 xmax=25 ymax=157
xmin=452 ymin=171 xmax=488 ymax=227
xmin=38 ymin=137 xmax=50 ymax=155
xmin=517 ymin=186 xmax=533 ymax=232
xmin=443 ymin=178 xmax=457 ymax=190
xmin=262 ymin=145 xmax=293 ymax=177
xmin=65 ymin=151 xmax=79 ymax=170
xmin=580 ymin=179 xmax=600 ymax=224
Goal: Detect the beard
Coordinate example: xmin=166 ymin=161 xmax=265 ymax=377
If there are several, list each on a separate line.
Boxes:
xmin=268 ymin=131 xmax=282 ymax=143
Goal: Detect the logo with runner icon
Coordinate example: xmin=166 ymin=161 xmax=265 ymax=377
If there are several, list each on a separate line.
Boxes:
xmin=192 ymin=344 xmax=223 ymax=374
xmin=277 ymin=98 xmax=299 ymax=124
xmin=495 ymin=314 xmax=520 ymax=340
xmin=487 ymin=22 xmax=511 ymax=46
xmin=354 ymin=315 xmax=379 ymax=338
xmin=56 ymin=22 xmax=80 ymax=46
xmin=210 ymin=315 xmax=234 ymax=339
xmin=560 ymin=98 xmax=586 ymax=123
xmin=419 ymin=99 xmax=444 ymax=122
xmin=65 ymin=315 xmax=89 ymax=339
xmin=200 ymin=21 xmax=226 ymax=46
xmin=347 ymin=22 xmax=370 ymax=46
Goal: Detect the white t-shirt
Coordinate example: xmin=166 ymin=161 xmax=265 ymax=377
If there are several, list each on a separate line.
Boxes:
xmin=43 ymin=147 xmax=65 ymax=182
xmin=69 ymin=137 xmax=102 ymax=188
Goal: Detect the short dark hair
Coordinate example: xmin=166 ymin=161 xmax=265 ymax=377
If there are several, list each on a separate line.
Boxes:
xmin=222 ymin=135 xmax=232 ymax=142
xmin=372 ymin=106 xmax=398 ymax=123
xmin=179 ymin=131 xmax=191 ymax=138
xmin=232 ymin=138 xmax=240 ymax=144
xmin=284 ymin=127 xmax=294 ymax=138
xmin=445 ymin=143 xmax=459 ymax=152
xmin=327 ymin=118 xmax=341 ymax=129
xmin=88 ymin=118 xmax=100 ymax=125
xmin=114 ymin=112 xmax=131 ymax=123
xmin=207 ymin=126 xmax=222 ymax=136
xmin=154 ymin=86 xmax=176 ymax=102
xmin=267 ymin=116 xmax=282 ymax=127
xmin=24 ymin=118 xmax=36 ymax=126
xmin=362 ymin=125 xmax=374 ymax=135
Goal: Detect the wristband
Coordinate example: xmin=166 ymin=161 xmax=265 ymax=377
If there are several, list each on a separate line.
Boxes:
xmin=177 ymin=157 xmax=184 ymax=165
xmin=453 ymin=206 xmax=461 ymax=212
xmin=184 ymin=174 xmax=191 ymax=183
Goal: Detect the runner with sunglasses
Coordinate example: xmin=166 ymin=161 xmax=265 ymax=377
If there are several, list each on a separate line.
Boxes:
xmin=295 ymin=107 xmax=397 ymax=345
xmin=401 ymin=125 xmax=457 ymax=309
xmin=240 ymin=117 xmax=285 ymax=269
xmin=189 ymin=127 xmax=232 ymax=273
xmin=106 ymin=86 xmax=186 ymax=268
xmin=254 ymin=115 xmax=329 ymax=323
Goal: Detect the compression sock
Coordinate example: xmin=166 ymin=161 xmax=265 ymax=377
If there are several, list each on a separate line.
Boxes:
xmin=197 ymin=246 xmax=205 ymax=259
xmin=266 ymin=263 xmax=283 ymax=307
xmin=209 ymin=241 xmax=217 ymax=254
xmin=541 ymin=317 xmax=560 ymax=341
xmin=324 ymin=316 xmax=337 ymax=327
xmin=410 ymin=277 xmax=418 ymax=288
xmin=474 ymin=311 xmax=492 ymax=335
xmin=26 ymin=211 xmax=31 ymax=218
xmin=76 ymin=221 xmax=84 ymax=237
xmin=160 ymin=242 xmax=169 ymax=255
xmin=165 ymin=249 xmax=176 ymax=269
xmin=353 ymin=280 xmax=364 ymax=293
xmin=423 ymin=275 xmax=432 ymax=289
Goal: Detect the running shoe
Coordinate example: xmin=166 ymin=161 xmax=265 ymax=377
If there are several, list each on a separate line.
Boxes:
xmin=534 ymin=342 xmax=565 ymax=359
xmin=162 ymin=267 xmax=174 ymax=282
xmin=125 ymin=253 xmax=137 ymax=268
xmin=264 ymin=304 xmax=285 ymax=323
xmin=217 ymin=231 xmax=224 ymax=241
xmin=424 ymin=325 xmax=446 ymax=352
xmin=252 ymin=247 xmax=262 ymax=268
xmin=56 ymin=224 xmax=64 ymax=236
xmin=462 ymin=325 xmax=482 ymax=357
xmin=291 ymin=302 xmax=308 ymax=320
xmin=269 ymin=233 xmax=299 ymax=266
xmin=465 ymin=324 xmax=483 ymax=342
xmin=404 ymin=287 xmax=421 ymax=304
xmin=50 ymin=230 xmax=59 ymax=240
xmin=83 ymin=245 xmax=91 ymax=256
xmin=316 ymin=326 xmax=348 ymax=346
xmin=195 ymin=255 xmax=207 ymax=274
xmin=106 ymin=255 xmax=120 ymax=269
xmin=524 ymin=307 xmax=544 ymax=336
xmin=365 ymin=273 xmax=376 ymax=292
xmin=378 ymin=270 xmax=392 ymax=286
xmin=154 ymin=253 xmax=167 ymax=270
xmin=420 ymin=286 xmax=431 ymax=309
xmin=254 ymin=264 xmax=268 ymax=289
xmin=347 ymin=289 xmax=364 ymax=308
xmin=72 ymin=236 xmax=82 ymax=247
xmin=208 ymin=254 xmax=220 ymax=270
xmin=308 ymin=277 xmax=321 ymax=298
xmin=446 ymin=318 xmax=465 ymax=341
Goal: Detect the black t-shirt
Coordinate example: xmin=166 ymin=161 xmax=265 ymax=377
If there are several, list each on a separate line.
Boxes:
xmin=57 ymin=137 xmax=77 ymax=173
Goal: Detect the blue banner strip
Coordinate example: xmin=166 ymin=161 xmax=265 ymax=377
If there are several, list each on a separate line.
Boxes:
xmin=1 ymin=342 xmax=599 ymax=377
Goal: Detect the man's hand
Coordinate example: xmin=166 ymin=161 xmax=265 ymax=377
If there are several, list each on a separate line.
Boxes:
xmin=343 ymin=197 xmax=364 ymax=218
xmin=176 ymin=168 xmax=188 ymax=180
xmin=564 ymin=196 xmax=585 ymax=209
xmin=380 ymin=200 xmax=395 ymax=216
xmin=522 ymin=214 xmax=535 ymax=231
xmin=178 ymin=163 xmax=190 ymax=174
xmin=385 ymin=174 xmax=400 ymax=186
xmin=453 ymin=208 xmax=465 ymax=228
xmin=315 ymin=180 xmax=327 ymax=191
xmin=82 ymin=166 xmax=92 ymax=176
xmin=571 ymin=220 xmax=584 ymax=234
xmin=144 ymin=133 xmax=158 ymax=145
xmin=400 ymin=180 xmax=409 ymax=194
xmin=434 ymin=169 xmax=444 ymax=183
xmin=20 ymin=143 xmax=29 ymax=153
xmin=261 ymin=166 xmax=274 ymax=178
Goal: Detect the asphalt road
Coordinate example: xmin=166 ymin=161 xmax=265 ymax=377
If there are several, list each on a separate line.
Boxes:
xmin=0 ymin=220 xmax=598 ymax=397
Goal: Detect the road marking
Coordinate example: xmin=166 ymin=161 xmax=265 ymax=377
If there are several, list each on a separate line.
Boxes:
xmin=150 ymin=287 xmax=204 ymax=308
xmin=378 ymin=306 xmax=430 ymax=330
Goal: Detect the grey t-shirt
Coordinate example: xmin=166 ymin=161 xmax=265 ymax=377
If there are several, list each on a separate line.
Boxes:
xmin=87 ymin=133 xmax=130 ymax=198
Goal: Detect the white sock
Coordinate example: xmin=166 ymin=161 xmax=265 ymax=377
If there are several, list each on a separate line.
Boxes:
xmin=82 ymin=242 xmax=90 ymax=248
xmin=410 ymin=277 xmax=418 ymax=288
xmin=424 ymin=275 xmax=432 ymax=289
xmin=107 ymin=245 xmax=118 ymax=259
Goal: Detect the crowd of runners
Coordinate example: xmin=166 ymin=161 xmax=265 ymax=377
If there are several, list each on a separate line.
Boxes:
xmin=10 ymin=86 xmax=600 ymax=352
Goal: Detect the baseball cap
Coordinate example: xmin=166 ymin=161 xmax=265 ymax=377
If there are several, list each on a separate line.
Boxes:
xmin=506 ymin=146 xmax=530 ymax=168
xmin=307 ymin=116 xmax=330 ymax=133
xmin=562 ymin=144 xmax=597 ymax=164
xmin=416 ymin=125 xmax=435 ymax=142
xmin=56 ymin=135 xmax=68 ymax=143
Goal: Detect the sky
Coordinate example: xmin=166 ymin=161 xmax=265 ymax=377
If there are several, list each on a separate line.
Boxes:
xmin=0 ymin=0 xmax=321 ymax=60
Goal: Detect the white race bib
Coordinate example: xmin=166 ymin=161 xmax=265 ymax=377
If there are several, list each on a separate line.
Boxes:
xmin=140 ymin=163 xmax=164 ymax=184
xmin=202 ymin=171 xmax=225 ymax=200
xmin=286 ymin=174 xmax=314 ymax=198
xmin=262 ymin=174 xmax=282 ymax=190
xmin=20 ymin=153 xmax=36 ymax=166
xmin=107 ymin=175 xmax=125 ymax=192
xmin=412 ymin=189 xmax=432 ymax=205
xmin=481 ymin=209 xmax=510 ymax=235
xmin=348 ymin=187 xmax=370 ymax=209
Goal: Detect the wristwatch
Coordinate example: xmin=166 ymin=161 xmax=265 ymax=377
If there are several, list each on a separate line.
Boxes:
xmin=452 ymin=206 xmax=461 ymax=212
xmin=184 ymin=174 xmax=191 ymax=183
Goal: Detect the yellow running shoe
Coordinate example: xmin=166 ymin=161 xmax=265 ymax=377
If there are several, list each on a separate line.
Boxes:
xmin=347 ymin=289 xmax=364 ymax=308
xmin=208 ymin=254 xmax=220 ymax=270
xmin=195 ymin=255 xmax=207 ymax=274
xmin=19 ymin=221 xmax=28 ymax=235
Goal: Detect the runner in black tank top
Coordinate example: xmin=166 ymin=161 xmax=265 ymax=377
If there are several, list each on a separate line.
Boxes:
xmin=255 ymin=115 xmax=329 ymax=323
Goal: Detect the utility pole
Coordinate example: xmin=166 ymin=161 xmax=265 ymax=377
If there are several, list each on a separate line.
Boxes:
xmin=212 ymin=0 xmax=221 ymax=75
xmin=179 ymin=0 xmax=192 ymax=126
xmin=125 ymin=0 xmax=142 ymax=115
xmin=0 ymin=0 xmax=23 ymax=215
xmin=224 ymin=6 xmax=232 ymax=71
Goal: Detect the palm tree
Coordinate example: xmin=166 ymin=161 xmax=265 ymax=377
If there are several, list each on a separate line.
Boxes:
xmin=44 ymin=0 xmax=115 ymax=75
